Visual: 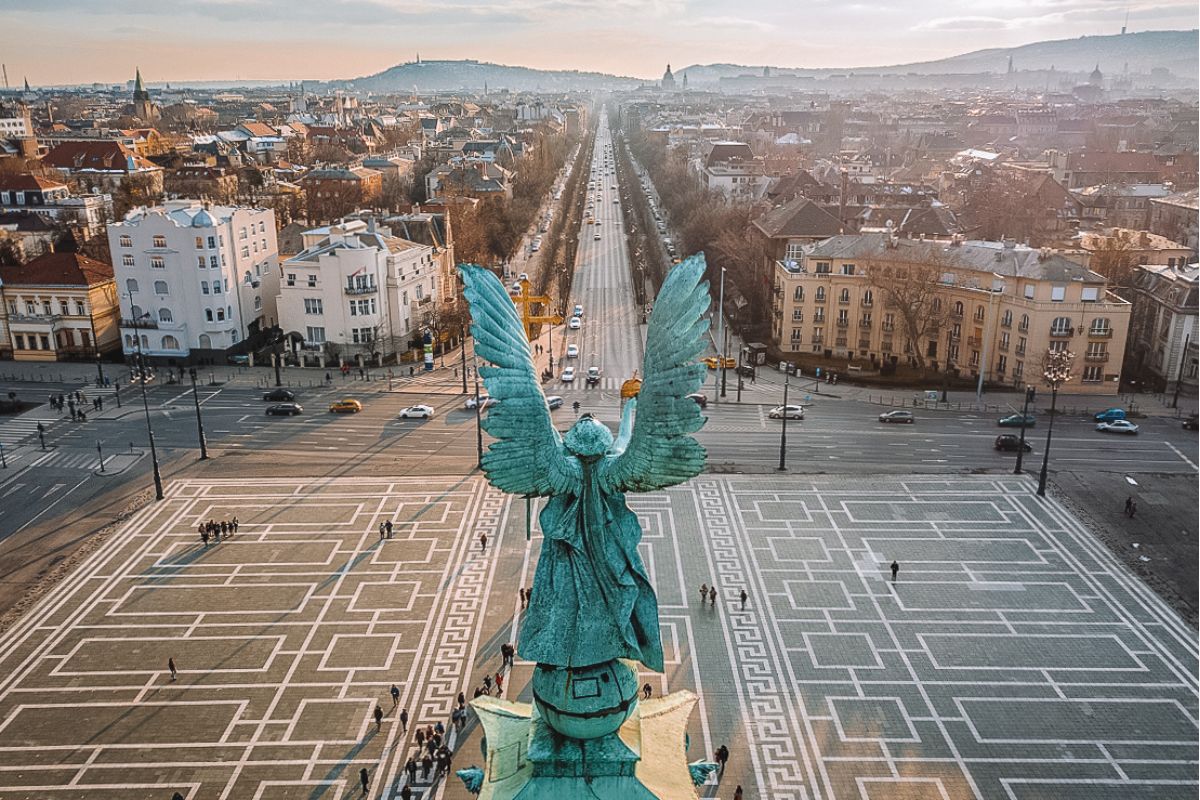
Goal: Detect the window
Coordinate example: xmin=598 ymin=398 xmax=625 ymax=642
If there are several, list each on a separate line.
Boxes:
xmin=1001 ymin=310 xmax=1012 ymax=327
xmin=216 ymin=308 xmax=226 ymax=321
xmin=1024 ymin=284 xmax=1035 ymax=299
xmin=59 ymin=300 xmax=69 ymax=315
xmin=252 ymin=241 xmax=258 ymax=253
xmin=862 ymin=289 xmax=873 ymax=306
xmin=841 ymin=263 xmax=855 ymax=275
xmin=74 ymin=301 xmax=85 ymax=316
xmin=813 ymin=309 xmax=825 ymax=323
xmin=815 ymin=261 xmax=831 ymax=274
xmin=837 ymin=309 xmax=849 ymax=324
xmin=1086 ymin=342 xmax=1107 ymax=358
xmin=815 ymin=287 xmax=826 ymax=301
xmin=352 ymin=327 xmax=375 ymax=344
xmin=790 ymin=328 xmax=802 ymax=342
xmin=152 ymin=235 xmax=166 ymax=248
xmin=416 ymin=284 xmax=425 ymax=301
xmin=932 ymin=297 xmax=942 ymax=312
xmin=306 ymin=326 xmax=326 ymax=344
xmin=205 ymin=308 xmax=214 ymax=321
xmin=792 ymin=286 xmax=804 ymax=302
xmin=1051 ymin=286 xmax=1066 ymax=302
xmin=119 ymin=235 xmax=132 ymax=248
xmin=1050 ymin=316 xmax=1072 ymax=336
xmin=1019 ymin=314 xmax=1029 ymax=331
xmin=161 ymin=335 xmax=180 ymax=350
xmin=1049 ymin=340 xmax=1068 ymax=353
xmin=974 ymin=305 xmax=985 ymax=321
xmin=80 ymin=330 xmax=90 ymax=347
xmin=150 ymin=257 xmax=165 ymax=270
xmin=241 ymin=247 xmax=250 ymax=259
xmin=839 ymin=288 xmax=850 ymax=303
xmin=197 ymin=256 xmax=206 ymax=268
xmin=286 ymin=273 xmax=296 ymax=287
xmin=254 ymin=296 xmax=262 ymax=309
xmin=969 ymin=350 xmax=979 ymax=367
xmin=239 ymin=227 xmax=248 ymax=240
xmin=307 ymin=274 xmax=317 ymax=287
xmin=14 ymin=335 xmax=25 ymax=350
xmin=201 ymin=281 xmax=210 ymax=295
xmin=1000 ymin=332 xmax=1010 ymax=350
xmin=784 ymin=243 xmax=803 ymax=260
xmin=206 ymin=235 xmax=216 ymax=249
xmin=40 ymin=335 xmax=50 ymax=350
xmin=42 ymin=301 xmax=51 ymax=315
xmin=997 ymin=355 xmax=1007 ymax=374
xmin=243 ymin=271 xmax=253 ymax=285
xmin=195 ymin=236 xmax=204 ymax=249
xmin=953 ymin=301 xmax=964 ymax=317
xmin=1081 ymin=287 xmax=1099 ymax=302
xmin=159 ymin=308 xmax=173 ymax=322
xmin=125 ymin=278 xmax=139 ymax=293
xmin=304 ymin=298 xmax=324 ymax=315
xmin=153 ymin=280 xmax=169 ymax=295
xmin=122 ymin=254 xmax=135 ymax=267
xmin=210 ymin=256 xmax=219 ymax=269
xmin=791 ymin=308 xmax=803 ymax=321
xmin=129 ymin=304 xmax=143 ymax=320
xmin=213 ymin=280 xmax=223 ymax=294
xmin=1082 ymin=365 xmax=1103 ymax=382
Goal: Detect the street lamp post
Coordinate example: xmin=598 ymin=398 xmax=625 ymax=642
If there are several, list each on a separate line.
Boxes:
xmin=473 ymin=373 xmax=484 ymax=470
xmin=713 ymin=267 xmax=725 ymax=405
xmin=273 ymin=336 xmax=283 ymax=387
xmin=721 ymin=325 xmax=730 ymax=398
xmin=1014 ymin=385 xmax=1035 ymax=474
xmin=460 ymin=323 xmax=469 ymax=395
xmin=188 ymin=367 xmax=209 ymax=460
xmin=777 ymin=370 xmax=790 ymax=471
xmin=1036 ymin=349 xmax=1074 ymax=497
xmin=128 ymin=289 xmax=164 ymax=501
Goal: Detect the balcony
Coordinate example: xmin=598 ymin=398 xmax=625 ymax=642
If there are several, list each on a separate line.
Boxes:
xmin=345 ymin=284 xmax=379 ymax=296
xmin=836 ymin=319 xmax=849 ymax=328
xmin=1085 ymin=352 xmax=1110 ymax=363
xmin=859 ymin=319 xmax=872 ymax=329
xmin=950 ymin=311 xmax=964 ymax=320
xmin=881 ymin=323 xmax=895 ymax=332
xmin=813 ymin=316 xmax=826 ymax=325
xmin=1015 ymin=346 xmax=1026 ymax=356
xmin=120 ymin=318 xmax=159 ymax=329
xmin=967 ymin=336 xmax=982 ymax=347
xmin=1001 ymin=318 xmax=1012 ymax=329
xmin=1018 ymin=322 xmax=1030 ymax=332
xmin=811 ymin=338 xmax=824 ymax=346
xmin=949 ymin=331 xmax=961 ymax=342
xmin=814 ymin=295 xmax=826 ymax=304
xmin=857 ymin=340 xmax=871 ymax=350
xmin=835 ymin=338 xmax=848 ymax=347
xmin=838 ymin=297 xmax=850 ymax=305
xmin=882 ymin=339 xmax=894 ymax=351
xmin=1088 ymin=328 xmax=1114 ymax=339
xmin=1049 ymin=327 xmax=1074 ymax=338
xmin=998 ymin=340 xmax=1009 ymax=352
xmin=861 ymin=299 xmax=873 ymax=308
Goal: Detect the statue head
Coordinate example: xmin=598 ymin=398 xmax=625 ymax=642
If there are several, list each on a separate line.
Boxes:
xmin=563 ymin=413 xmax=614 ymax=460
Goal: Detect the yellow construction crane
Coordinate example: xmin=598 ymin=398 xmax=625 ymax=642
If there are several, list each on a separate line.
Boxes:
xmin=510 ymin=279 xmax=564 ymax=341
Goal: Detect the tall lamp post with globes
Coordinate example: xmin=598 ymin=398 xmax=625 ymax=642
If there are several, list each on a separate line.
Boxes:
xmin=1036 ymin=349 xmax=1074 ymax=497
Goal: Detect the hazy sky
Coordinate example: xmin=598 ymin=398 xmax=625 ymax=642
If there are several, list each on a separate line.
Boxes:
xmin=4 ymin=0 xmax=1197 ymax=85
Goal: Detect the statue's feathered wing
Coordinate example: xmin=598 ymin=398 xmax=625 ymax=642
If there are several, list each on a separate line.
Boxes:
xmin=601 ymin=254 xmax=711 ymax=493
xmin=460 ymin=264 xmax=581 ymax=496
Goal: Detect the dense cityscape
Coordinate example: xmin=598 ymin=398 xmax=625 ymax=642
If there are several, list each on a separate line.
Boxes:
xmin=0 ymin=13 xmax=1196 ymax=800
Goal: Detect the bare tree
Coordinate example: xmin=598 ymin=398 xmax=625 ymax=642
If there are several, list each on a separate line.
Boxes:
xmin=1087 ymin=229 xmax=1139 ymax=290
xmin=866 ymin=256 xmax=951 ymax=374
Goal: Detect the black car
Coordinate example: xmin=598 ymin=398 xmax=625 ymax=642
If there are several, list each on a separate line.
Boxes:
xmin=687 ymin=393 xmax=708 ymax=409
xmin=736 ymin=364 xmax=755 ymax=378
xmin=266 ymin=402 xmax=303 ymax=416
xmin=994 ymin=434 xmax=1032 ymax=453
xmin=263 ymin=389 xmax=296 ymax=402
xmin=1184 ymin=416 xmax=1199 ymax=431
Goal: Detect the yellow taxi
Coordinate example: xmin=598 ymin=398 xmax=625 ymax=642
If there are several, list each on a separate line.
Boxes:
xmin=701 ymin=356 xmax=737 ymax=370
xmin=328 ymin=398 xmax=363 ymax=414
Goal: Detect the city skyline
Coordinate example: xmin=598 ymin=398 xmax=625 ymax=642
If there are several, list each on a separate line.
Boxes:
xmin=3 ymin=0 xmax=1197 ymax=85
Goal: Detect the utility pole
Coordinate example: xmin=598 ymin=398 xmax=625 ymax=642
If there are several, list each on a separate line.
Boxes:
xmin=188 ymin=367 xmax=209 ymax=460
xmin=777 ymin=370 xmax=790 ymax=471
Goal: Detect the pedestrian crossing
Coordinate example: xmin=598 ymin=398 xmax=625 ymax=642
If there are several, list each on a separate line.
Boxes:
xmin=29 ymin=449 xmax=102 ymax=470
xmin=0 ymin=407 xmax=60 ymax=448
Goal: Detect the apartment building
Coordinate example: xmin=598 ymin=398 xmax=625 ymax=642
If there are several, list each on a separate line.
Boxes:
xmin=1122 ymin=262 xmax=1197 ymax=394
xmin=771 ymin=232 xmax=1131 ymax=395
xmin=107 ymin=201 xmax=278 ymax=363
xmin=0 ymin=251 xmax=121 ymax=362
xmin=277 ymin=219 xmax=436 ymax=366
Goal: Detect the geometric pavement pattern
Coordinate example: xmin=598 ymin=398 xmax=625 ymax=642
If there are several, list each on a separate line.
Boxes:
xmin=0 ymin=475 xmax=1193 ymax=800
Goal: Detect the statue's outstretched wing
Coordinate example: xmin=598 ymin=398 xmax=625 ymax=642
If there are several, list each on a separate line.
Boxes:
xmin=600 ymin=254 xmax=710 ymax=493
xmin=460 ymin=264 xmax=581 ymax=496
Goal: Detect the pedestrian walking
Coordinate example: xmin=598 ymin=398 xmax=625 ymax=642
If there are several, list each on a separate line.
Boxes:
xmin=400 ymin=785 xmax=412 ymax=800
xmin=168 ymin=657 xmax=177 ymax=681
xmin=1130 ymin=500 xmax=1138 ymax=518
xmin=405 ymin=757 xmax=417 ymax=783
xmin=325 ymin=372 xmax=332 ymax=385
xmin=642 ymin=682 xmax=652 ymax=699
xmin=231 ymin=517 xmax=238 ymax=534
xmin=734 ymin=785 xmax=743 ymax=800
xmin=359 ymin=767 xmax=370 ymax=795
xmin=715 ymin=744 xmax=729 ymax=776
xmin=220 ymin=520 xmax=228 ymax=538
xmin=96 ymin=396 xmax=103 ymax=411
xmin=201 ymin=528 xmax=209 ymax=547
xmin=380 ymin=522 xmax=387 ymax=540
xmin=709 ymin=586 xmax=717 ymax=607
xmin=391 ymin=684 xmax=400 ymax=707
xmin=374 ymin=704 xmax=384 ymax=731
xmin=482 ymin=674 xmax=493 ymax=694
xmin=494 ymin=671 xmax=504 ymax=694
xmin=415 ymin=727 xmax=425 ymax=749
xmin=699 ymin=583 xmax=708 ymax=605
xmin=399 ymin=707 xmax=409 ymax=732
xmin=385 ymin=520 xmax=393 ymax=538
xmin=421 ymin=754 xmax=433 ymax=779
xmin=890 ymin=560 xmax=899 ymax=583
xmin=435 ymin=720 xmax=445 ymax=737
xmin=739 ymin=589 xmax=748 ymax=609
xmin=479 ymin=532 xmax=487 ymax=553
xmin=519 ymin=588 xmax=526 ymax=608
xmin=1124 ymin=496 xmax=1133 ymax=516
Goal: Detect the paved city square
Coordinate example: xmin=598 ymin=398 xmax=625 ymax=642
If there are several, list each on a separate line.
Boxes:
xmin=0 ymin=474 xmax=1194 ymax=800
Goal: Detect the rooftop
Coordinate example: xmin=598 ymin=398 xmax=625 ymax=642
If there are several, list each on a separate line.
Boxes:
xmin=0 ymin=251 xmax=114 ymax=287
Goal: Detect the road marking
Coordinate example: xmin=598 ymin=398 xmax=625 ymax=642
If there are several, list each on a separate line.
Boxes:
xmin=1164 ymin=441 xmax=1198 ymax=471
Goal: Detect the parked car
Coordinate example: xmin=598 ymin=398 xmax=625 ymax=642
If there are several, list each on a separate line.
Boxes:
xmin=546 ymin=395 xmax=565 ymax=410
xmin=769 ymin=405 xmax=804 ymax=420
xmin=464 ymin=395 xmax=499 ymax=410
xmin=879 ymin=410 xmax=915 ymax=424
xmin=561 ymin=366 xmax=576 ymax=382
xmin=736 ymin=364 xmax=756 ymax=378
xmin=399 ymin=404 xmax=435 ymax=419
xmin=328 ymin=399 xmax=362 ymax=414
xmin=586 ymin=366 xmax=601 ymax=385
xmin=1094 ymin=408 xmax=1127 ymax=422
xmin=566 ymin=344 xmax=579 ymax=359
xmin=997 ymin=413 xmax=1036 ymax=428
xmin=568 ymin=317 xmax=581 ymax=330
xmin=994 ymin=434 xmax=1032 ymax=452
xmin=1184 ymin=415 xmax=1199 ymax=431
xmin=227 ymin=354 xmax=250 ymax=366
xmin=265 ymin=403 xmax=303 ymax=416
xmin=701 ymin=356 xmax=736 ymax=369
xmin=594 ymin=232 xmax=602 ymax=240
xmin=262 ymin=388 xmax=296 ymax=402
xmin=687 ymin=393 xmax=708 ymax=409
xmin=1097 ymin=420 xmax=1139 ymax=435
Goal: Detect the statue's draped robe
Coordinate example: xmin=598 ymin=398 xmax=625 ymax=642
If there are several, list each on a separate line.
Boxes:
xmin=519 ymin=456 xmax=663 ymax=672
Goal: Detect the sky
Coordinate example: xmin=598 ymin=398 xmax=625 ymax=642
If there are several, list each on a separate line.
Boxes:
xmin=3 ymin=0 xmax=1197 ymax=85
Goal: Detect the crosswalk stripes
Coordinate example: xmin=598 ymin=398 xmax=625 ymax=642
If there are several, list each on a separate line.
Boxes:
xmin=29 ymin=449 xmax=100 ymax=470
xmin=0 ymin=408 xmax=59 ymax=448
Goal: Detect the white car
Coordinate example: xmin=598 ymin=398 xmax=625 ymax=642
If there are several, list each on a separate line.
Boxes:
xmin=546 ymin=395 xmax=565 ymax=410
xmin=518 ymin=272 xmax=529 ymax=280
xmin=465 ymin=396 xmax=499 ymax=410
xmin=594 ymin=232 xmax=602 ymax=240
xmin=574 ymin=304 xmax=584 ymax=317
xmin=561 ymin=367 xmax=576 ymax=382
xmin=1096 ymin=420 xmax=1139 ymax=435
xmin=768 ymin=405 xmax=805 ymax=420
xmin=399 ymin=404 xmax=435 ymax=419
xmin=566 ymin=344 xmax=579 ymax=358
xmin=568 ymin=317 xmax=581 ymax=330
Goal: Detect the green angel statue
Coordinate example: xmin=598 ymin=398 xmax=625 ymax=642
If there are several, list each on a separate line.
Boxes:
xmin=460 ymin=255 xmax=711 ymax=675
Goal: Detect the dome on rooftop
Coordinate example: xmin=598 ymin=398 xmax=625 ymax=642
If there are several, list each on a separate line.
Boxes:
xmin=191 ymin=208 xmax=215 ymax=227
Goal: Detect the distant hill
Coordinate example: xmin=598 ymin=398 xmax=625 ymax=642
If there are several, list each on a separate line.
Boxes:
xmin=336 ymin=59 xmax=640 ymax=94
xmin=680 ymin=29 xmax=1197 ymax=84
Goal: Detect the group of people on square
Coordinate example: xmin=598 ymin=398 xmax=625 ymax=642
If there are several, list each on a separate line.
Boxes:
xmin=49 ymin=390 xmax=101 ymax=421
xmin=198 ymin=517 xmax=238 ymax=546
xmin=698 ymin=583 xmax=751 ymax=610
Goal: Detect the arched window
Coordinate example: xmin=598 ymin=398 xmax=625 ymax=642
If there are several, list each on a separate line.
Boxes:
xmin=1090 ymin=317 xmax=1110 ymax=333
xmin=125 ymin=278 xmax=139 ymax=294
xmin=839 ymin=288 xmax=850 ymax=302
xmin=140 ymin=335 xmax=149 ymax=349
xmin=198 ymin=334 xmax=212 ymax=349
xmin=205 ymin=308 xmax=214 ymax=321
xmin=932 ymin=298 xmax=942 ymax=312
xmin=974 ymin=305 xmax=985 ymax=321
xmin=153 ymin=280 xmax=169 ymax=295
xmin=1020 ymin=314 xmax=1029 ymax=331
xmin=124 ymin=334 xmax=134 ymax=348
xmin=953 ymin=301 xmax=964 ymax=316
xmin=1001 ymin=310 xmax=1013 ymax=327
xmin=862 ymin=289 xmax=873 ymax=305
xmin=1050 ymin=316 xmax=1072 ymax=336
xmin=243 ymin=270 xmax=253 ymax=285
xmin=815 ymin=287 xmax=826 ymax=301
xmin=158 ymin=308 xmax=173 ymax=323
xmin=130 ymin=304 xmax=143 ymax=320
xmin=161 ymin=335 xmax=180 ymax=350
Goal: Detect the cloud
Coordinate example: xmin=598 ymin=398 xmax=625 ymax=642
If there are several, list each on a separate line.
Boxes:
xmin=689 ymin=15 xmax=776 ymax=31
xmin=913 ymin=15 xmax=1013 ymax=31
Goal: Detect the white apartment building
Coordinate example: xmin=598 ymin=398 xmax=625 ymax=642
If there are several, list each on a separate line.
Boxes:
xmin=107 ymin=200 xmax=279 ymax=363
xmin=278 ymin=219 xmax=436 ymax=366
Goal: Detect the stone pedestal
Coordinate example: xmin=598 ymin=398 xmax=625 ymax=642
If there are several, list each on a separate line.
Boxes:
xmin=467 ymin=691 xmax=699 ymax=800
